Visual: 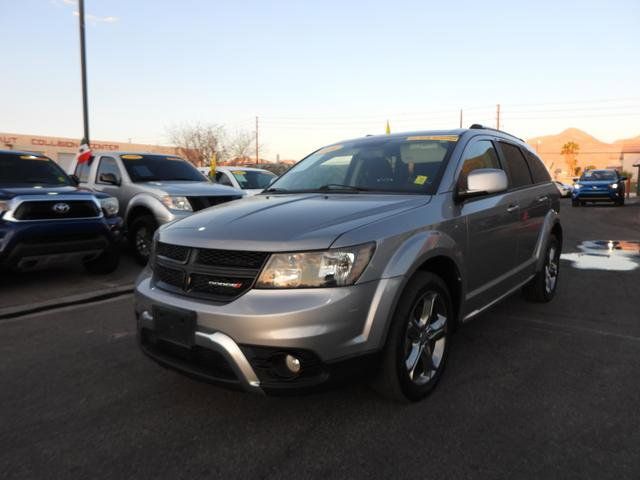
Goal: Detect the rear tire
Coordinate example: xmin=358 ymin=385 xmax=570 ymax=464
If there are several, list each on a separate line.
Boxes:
xmin=523 ymin=235 xmax=560 ymax=303
xmin=372 ymin=272 xmax=452 ymax=402
xmin=129 ymin=215 xmax=157 ymax=265
xmin=83 ymin=246 xmax=120 ymax=274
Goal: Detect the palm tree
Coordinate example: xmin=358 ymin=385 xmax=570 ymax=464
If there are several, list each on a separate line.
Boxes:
xmin=561 ymin=141 xmax=580 ymax=176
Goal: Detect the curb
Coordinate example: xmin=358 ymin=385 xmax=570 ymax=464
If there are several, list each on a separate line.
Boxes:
xmin=0 ymin=284 xmax=135 ymax=320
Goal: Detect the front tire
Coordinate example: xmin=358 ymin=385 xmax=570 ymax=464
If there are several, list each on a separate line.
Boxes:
xmin=129 ymin=215 xmax=158 ymax=265
xmin=373 ymin=272 xmax=452 ymax=402
xmin=523 ymin=235 xmax=560 ymax=303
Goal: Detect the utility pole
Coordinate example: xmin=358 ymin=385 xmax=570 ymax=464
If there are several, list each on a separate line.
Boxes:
xmin=496 ymin=104 xmax=501 ymax=130
xmin=459 ymin=109 xmax=463 ymax=128
xmin=255 ymin=116 xmax=259 ymax=164
xmin=78 ymin=0 xmax=90 ymax=145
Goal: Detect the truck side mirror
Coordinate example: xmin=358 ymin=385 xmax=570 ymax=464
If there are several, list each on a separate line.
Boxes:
xmin=69 ymin=174 xmax=80 ymax=185
xmin=99 ymin=172 xmax=120 ymax=186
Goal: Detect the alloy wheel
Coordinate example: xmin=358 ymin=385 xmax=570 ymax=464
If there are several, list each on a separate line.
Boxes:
xmin=404 ymin=291 xmax=448 ymax=386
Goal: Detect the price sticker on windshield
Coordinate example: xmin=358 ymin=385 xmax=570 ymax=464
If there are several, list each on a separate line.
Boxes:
xmin=414 ymin=175 xmax=428 ymax=185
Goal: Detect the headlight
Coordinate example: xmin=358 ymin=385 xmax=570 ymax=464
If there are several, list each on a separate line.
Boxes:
xmin=99 ymin=197 xmax=119 ymax=217
xmin=255 ymin=243 xmax=375 ymax=288
xmin=610 ymin=183 xmax=618 ymax=189
xmin=161 ymin=195 xmax=192 ymax=211
xmin=574 ymin=183 xmax=581 ymax=189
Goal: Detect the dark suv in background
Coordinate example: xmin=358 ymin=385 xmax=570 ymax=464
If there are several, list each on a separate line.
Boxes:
xmin=0 ymin=150 xmax=122 ymax=273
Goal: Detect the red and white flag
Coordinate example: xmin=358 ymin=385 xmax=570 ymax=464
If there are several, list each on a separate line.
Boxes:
xmin=76 ymin=138 xmax=92 ymax=164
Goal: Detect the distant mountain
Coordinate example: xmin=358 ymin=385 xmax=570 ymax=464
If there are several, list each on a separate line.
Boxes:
xmin=525 ymin=128 xmax=639 ymax=181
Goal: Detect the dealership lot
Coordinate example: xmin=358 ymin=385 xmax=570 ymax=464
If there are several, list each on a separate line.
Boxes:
xmin=1 ymin=199 xmax=639 ymax=479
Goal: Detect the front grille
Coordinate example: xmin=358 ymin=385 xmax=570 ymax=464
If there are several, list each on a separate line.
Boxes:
xmin=196 ymin=248 xmax=268 ymax=268
xmin=155 ymin=264 xmax=185 ymax=289
xmin=13 ymin=200 xmax=101 ymax=220
xmin=156 ymin=242 xmax=190 ymax=262
xmin=187 ymin=195 xmax=242 ymax=212
xmin=153 ymin=243 xmax=269 ymax=302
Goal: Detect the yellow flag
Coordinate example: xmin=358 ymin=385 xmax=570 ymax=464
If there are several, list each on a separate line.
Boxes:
xmin=385 ymin=120 xmax=391 ymax=135
xmin=209 ymin=152 xmax=217 ymax=177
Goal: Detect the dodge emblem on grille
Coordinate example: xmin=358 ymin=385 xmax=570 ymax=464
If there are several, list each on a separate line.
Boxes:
xmin=208 ymin=280 xmax=243 ymax=289
xmin=52 ymin=202 xmax=71 ymax=214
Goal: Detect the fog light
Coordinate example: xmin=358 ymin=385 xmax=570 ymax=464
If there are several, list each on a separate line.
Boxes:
xmin=285 ymin=354 xmax=301 ymax=374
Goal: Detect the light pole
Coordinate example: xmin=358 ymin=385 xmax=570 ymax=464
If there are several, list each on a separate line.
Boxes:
xmin=78 ymin=0 xmax=90 ymax=146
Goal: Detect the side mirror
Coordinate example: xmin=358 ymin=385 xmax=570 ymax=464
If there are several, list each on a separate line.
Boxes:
xmin=572 ymin=178 xmax=579 ymax=182
xmin=99 ymin=172 xmax=120 ymax=186
xmin=457 ymin=169 xmax=508 ymax=201
xmin=69 ymin=174 xmax=80 ymax=185
xmin=619 ymin=176 xmax=628 ymax=181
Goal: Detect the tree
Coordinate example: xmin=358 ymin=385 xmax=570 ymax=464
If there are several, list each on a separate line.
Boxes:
xmin=226 ymin=129 xmax=256 ymax=161
xmin=584 ymin=164 xmax=597 ymax=172
xmin=560 ymin=141 xmax=580 ymax=176
xmin=574 ymin=166 xmax=582 ymax=176
xmin=167 ymin=122 xmax=227 ymax=166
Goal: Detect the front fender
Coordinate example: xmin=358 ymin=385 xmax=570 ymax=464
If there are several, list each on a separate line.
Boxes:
xmin=125 ymin=193 xmax=172 ymax=225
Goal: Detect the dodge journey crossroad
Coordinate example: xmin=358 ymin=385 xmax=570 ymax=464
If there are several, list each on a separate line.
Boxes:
xmin=135 ymin=126 xmax=562 ymax=402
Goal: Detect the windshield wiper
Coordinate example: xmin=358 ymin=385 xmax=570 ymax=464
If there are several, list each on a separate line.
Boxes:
xmin=263 ymin=187 xmax=289 ymax=193
xmin=317 ymin=184 xmax=372 ymax=192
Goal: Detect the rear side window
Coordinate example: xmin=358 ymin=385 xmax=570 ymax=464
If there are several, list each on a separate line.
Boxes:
xmin=457 ymin=140 xmax=502 ymax=189
xmin=215 ymin=171 xmax=233 ymax=186
xmin=499 ymin=142 xmax=533 ymax=188
xmin=524 ymin=151 xmax=551 ymax=183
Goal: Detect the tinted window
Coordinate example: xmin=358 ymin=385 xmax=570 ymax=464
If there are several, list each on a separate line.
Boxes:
xmin=230 ymin=170 xmax=276 ymax=189
xmin=458 ymin=140 xmax=501 ymax=189
xmin=524 ymin=151 xmax=551 ymax=183
xmin=96 ymin=157 xmax=121 ymax=184
xmin=120 ymin=154 xmax=206 ymax=183
xmin=74 ymin=157 xmax=94 ymax=183
xmin=0 ymin=152 xmax=73 ymax=187
xmin=499 ymin=142 xmax=533 ymax=188
xmin=269 ymin=136 xmax=458 ymax=194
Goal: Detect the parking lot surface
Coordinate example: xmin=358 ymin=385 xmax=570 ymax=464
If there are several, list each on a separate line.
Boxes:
xmin=1 ymin=199 xmax=639 ymax=479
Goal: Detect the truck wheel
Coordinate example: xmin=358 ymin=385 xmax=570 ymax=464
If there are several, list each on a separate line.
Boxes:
xmin=616 ymin=198 xmax=625 ymax=206
xmin=83 ymin=246 xmax=120 ymax=274
xmin=129 ymin=215 xmax=157 ymax=265
xmin=571 ymin=199 xmax=579 ymax=207
xmin=523 ymin=235 xmax=560 ymax=303
xmin=372 ymin=272 xmax=452 ymax=402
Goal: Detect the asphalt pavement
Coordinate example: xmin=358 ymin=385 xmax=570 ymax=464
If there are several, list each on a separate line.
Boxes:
xmin=1 ymin=199 xmax=639 ymax=480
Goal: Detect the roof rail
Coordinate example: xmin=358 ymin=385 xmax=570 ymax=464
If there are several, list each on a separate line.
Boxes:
xmin=469 ymin=124 xmax=523 ymax=142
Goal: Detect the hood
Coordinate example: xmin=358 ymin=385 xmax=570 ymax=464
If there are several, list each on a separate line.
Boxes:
xmin=160 ymin=193 xmax=431 ymax=251
xmin=577 ymin=179 xmax=617 ymax=186
xmin=136 ymin=181 xmax=243 ymax=197
xmin=0 ymin=185 xmax=86 ymax=199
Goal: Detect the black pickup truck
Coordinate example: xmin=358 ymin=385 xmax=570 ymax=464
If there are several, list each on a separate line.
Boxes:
xmin=0 ymin=150 xmax=123 ymax=273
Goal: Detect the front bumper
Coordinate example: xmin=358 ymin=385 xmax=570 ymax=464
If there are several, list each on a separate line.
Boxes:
xmin=0 ymin=216 xmax=123 ymax=270
xmin=572 ymin=188 xmax=621 ymax=202
xmin=135 ymin=270 xmax=403 ymax=393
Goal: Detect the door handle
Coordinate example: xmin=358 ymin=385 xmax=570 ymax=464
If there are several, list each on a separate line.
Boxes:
xmin=506 ymin=204 xmax=519 ymax=213
xmin=537 ymin=195 xmax=549 ymax=202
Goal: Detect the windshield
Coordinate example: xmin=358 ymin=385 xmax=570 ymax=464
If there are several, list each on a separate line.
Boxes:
xmin=265 ymin=135 xmax=458 ymax=194
xmin=121 ymin=154 xmax=207 ymax=182
xmin=580 ymin=170 xmax=617 ymax=181
xmin=0 ymin=152 xmax=73 ymax=187
xmin=230 ymin=170 xmax=276 ymax=189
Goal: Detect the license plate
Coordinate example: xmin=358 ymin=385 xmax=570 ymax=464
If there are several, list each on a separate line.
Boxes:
xmin=153 ymin=306 xmax=196 ymax=347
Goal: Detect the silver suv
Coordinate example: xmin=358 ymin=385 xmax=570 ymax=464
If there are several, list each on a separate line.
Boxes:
xmin=135 ymin=126 xmax=562 ymax=401
xmin=72 ymin=152 xmax=244 ymax=263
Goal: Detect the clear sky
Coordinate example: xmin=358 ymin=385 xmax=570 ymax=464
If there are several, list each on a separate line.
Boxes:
xmin=1 ymin=0 xmax=639 ymax=159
